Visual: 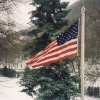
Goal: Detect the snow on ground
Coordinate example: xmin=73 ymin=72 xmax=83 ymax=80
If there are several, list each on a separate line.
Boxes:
xmin=84 ymin=96 xmax=100 ymax=100
xmin=0 ymin=76 xmax=100 ymax=100
xmin=74 ymin=96 xmax=100 ymax=100
xmin=0 ymin=77 xmax=34 ymax=100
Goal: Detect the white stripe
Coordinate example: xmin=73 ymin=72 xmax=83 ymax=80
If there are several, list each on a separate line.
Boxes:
xmin=26 ymin=41 xmax=57 ymax=63
xmin=38 ymin=44 xmax=77 ymax=60
xmin=26 ymin=40 xmax=57 ymax=63
xmin=48 ymin=38 xmax=77 ymax=52
xmin=27 ymin=38 xmax=77 ymax=65
xmin=32 ymin=39 xmax=77 ymax=63
xmin=31 ymin=50 xmax=77 ymax=66
xmin=26 ymin=51 xmax=43 ymax=63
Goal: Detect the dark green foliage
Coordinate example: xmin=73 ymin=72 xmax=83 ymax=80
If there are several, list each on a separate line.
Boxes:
xmin=23 ymin=33 xmax=51 ymax=55
xmin=1 ymin=66 xmax=16 ymax=77
xmin=86 ymin=86 xmax=100 ymax=98
xmin=20 ymin=61 xmax=79 ymax=100
xmin=2 ymin=66 xmax=8 ymax=77
xmin=21 ymin=0 xmax=79 ymax=100
xmin=28 ymin=0 xmax=70 ymax=37
xmin=23 ymin=66 xmax=31 ymax=77
xmin=94 ymin=87 xmax=99 ymax=97
xmin=23 ymin=0 xmax=70 ymax=57
xmin=86 ymin=86 xmax=94 ymax=96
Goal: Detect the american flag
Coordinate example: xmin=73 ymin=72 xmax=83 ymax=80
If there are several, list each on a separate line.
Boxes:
xmin=26 ymin=21 xmax=78 ymax=68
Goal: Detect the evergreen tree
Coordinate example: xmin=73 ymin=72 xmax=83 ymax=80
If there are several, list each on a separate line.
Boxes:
xmin=2 ymin=65 xmax=16 ymax=77
xmin=23 ymin=0 xmax=70 ymax=56
xmin=21 ymin=0 xmax=79 ymax=100
xmin=2 ymin=65 xmax=8 ymax=77
xmin=21 ymin=61 xmax=79 ymax=100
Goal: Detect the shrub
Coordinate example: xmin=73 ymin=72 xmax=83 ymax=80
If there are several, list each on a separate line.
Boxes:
xmin=2 ymin=66 xmax=16 ymax=78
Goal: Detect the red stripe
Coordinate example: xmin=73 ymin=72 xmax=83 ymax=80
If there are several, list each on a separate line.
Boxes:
xmin=44 ymin=40 xmax=56 ymax=50
xmin=27 ymin=40 xmax=77 ymax=65
xmin=46 ymin=41 xmax=77 ymax=54
xmin=32 ymin=53 xmax=77 ymax=68
xmin=26 ymin=44 xmax=58 ymax=65
xmin=28 ymin=40 xmax=56 ymax=60
xmin=30 ymin=46 xmax=77 ymax=67
xmin=37 ymin=47 xmax=77 ymax=63
xmin=26 ymin=40 xmax=57 ymax=65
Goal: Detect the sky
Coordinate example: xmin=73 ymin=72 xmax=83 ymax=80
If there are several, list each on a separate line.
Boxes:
xmin=14 ymin=0 xmax=79 ymax=30
xmin=62 ymin=0 xmax=79 ymax=5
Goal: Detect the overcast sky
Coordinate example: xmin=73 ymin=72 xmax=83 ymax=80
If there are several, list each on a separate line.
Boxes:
xmin=62 ymin=0 xmax=79 ymax=5
xmin=15 ymin=0 xmax=79 ymax=30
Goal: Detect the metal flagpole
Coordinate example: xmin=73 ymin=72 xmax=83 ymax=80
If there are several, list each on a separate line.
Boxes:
xmin=81 ymin=6 xmax=86 ymax=100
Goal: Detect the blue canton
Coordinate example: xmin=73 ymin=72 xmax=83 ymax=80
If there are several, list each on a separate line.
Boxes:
xmin=57 ymin=21 xmax=78 ymax=45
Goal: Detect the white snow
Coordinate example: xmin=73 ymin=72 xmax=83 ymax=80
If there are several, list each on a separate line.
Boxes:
xmin=0 ymin=77 xmax=34 ymax=100
xmin=0 ymin=76 xmax=100 ymax=100
xmin=84 ymin=96 xmax=100 ymax=100
xmin=74 ymin=96 xmax=100 ymax=100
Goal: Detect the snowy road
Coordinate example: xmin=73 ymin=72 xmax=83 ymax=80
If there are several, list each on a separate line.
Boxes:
xmin=0 ymin=77 xmax=100 ymax=100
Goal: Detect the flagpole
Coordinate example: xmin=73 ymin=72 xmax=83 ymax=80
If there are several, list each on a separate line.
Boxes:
xmin=81 ymin=6 xmax=85 ymax=100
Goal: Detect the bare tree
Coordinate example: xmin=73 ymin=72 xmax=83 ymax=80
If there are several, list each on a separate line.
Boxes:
xmin=80 ymin=0 xmax=100 ymax=83
xmin=0 ymin=0 xmax=29 ymax=68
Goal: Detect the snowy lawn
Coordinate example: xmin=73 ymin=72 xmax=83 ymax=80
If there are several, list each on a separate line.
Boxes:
xmin=0 ymin=76 xmax=100 ymax=100
xmin=0 ymin=77 xmax=34 ymax=100
xmin=74 ymin=96 xmax=100 ymax=100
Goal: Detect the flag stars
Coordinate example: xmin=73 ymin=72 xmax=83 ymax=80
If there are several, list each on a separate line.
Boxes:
xmin=57 ymin=21 xmax=78 ymax=45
